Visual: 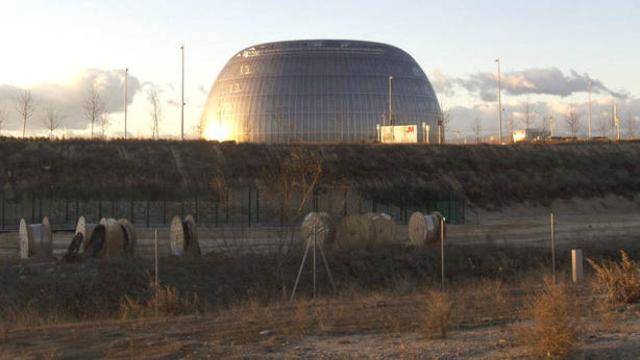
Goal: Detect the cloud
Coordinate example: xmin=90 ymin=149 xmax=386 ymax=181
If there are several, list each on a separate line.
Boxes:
xmin=446 ymin=97 xmax=640 ymax=138
xmin=428 ymin=70 xmax=455 ymax=98
xmin=0 ymin=69 xmax=141 ymax=130
xmin=456 ymin=68 xmax=627 ymax=101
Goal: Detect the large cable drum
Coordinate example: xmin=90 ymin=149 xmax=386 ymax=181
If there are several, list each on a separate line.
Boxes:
xmin=169 ymin=215 xmax=201 ymax=256
xmin=118 ymin=218 xmax=137 ymax=256
xmin=74 ymin=216 xmax=98 ymax=252
xmin=300 ymin=212 xmax=335 ymax=246
xmin=408 ymin=211 xmax=445 ymax=246
xmin=363 ymin=212 xmax=397 ymax=246
xmin=18 ymin=217 xmax=53 ymax=259
xmin=335 ymin=214 xmax=375 ymax=250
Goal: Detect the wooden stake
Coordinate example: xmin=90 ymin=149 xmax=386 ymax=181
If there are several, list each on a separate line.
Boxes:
xmin=550 ymin=213 xmax=556 ymax=284
xmin=440 ymin=217 xmax=445 ymax=290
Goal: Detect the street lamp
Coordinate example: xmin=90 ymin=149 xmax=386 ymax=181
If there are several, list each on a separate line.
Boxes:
xmin=496 ymin=58 xmax=503 ymax=143
xmin=388 ymin=76 xmax=394 ymax=126
xmin=180 ymin=44 xmax=185 ymax=140
xmin=124 ymin=68 xmax=128 ymax=139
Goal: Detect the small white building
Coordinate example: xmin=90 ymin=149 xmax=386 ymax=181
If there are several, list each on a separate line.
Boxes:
xmin=513 ymin=128 xmax=551 ymax=143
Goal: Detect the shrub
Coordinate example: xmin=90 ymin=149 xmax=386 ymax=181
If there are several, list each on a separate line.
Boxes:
xmin=588 ymin=250 xmax=640 ymax=305
xmin=423 ymin=290 xmax=453 ymax=338
xmin=519 ymin=278 xmax=580 ymax=358
xmin=120 ymin=283 xmax=201 ymax=320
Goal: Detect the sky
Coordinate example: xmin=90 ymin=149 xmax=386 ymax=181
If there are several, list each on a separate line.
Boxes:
xmin=0 ymin=0 xmax=639 ymax=139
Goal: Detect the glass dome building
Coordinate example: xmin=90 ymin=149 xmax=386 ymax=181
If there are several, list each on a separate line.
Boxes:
xmin=200 ymin=40 xmax=441 ymax=143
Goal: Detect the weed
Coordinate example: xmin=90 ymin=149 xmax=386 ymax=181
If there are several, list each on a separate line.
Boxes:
xmin=519 ymin=278 xmax=581 ymax=358
xmin=423 ymin=290 xmax=453 ymax=339
xmin=588 ymin=250 xmax=640 ymax=305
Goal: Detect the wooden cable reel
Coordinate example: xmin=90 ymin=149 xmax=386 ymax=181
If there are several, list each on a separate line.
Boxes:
xmin=363 ymin=212 xmax=396 ymax=246
xmin=68 ymin=216 xmax=132 ymax=258
xmin=18 ymin=217 xmax=53 ymax=259
xmin=408 ymin=211 xmax=445 ymax=246
xmin=300 ymin=212 xmax=335 ymax=246
xmin=169 ymin=215 xmax=201 ymax=256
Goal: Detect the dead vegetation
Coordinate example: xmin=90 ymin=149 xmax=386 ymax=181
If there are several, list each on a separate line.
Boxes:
xmin=588 ymin=250 xmax=640 ymax=305
xmin=423 ymin=290 xmax=453 ymax=338
xmin=119 ymin=282 xmax=201 ymax=320
xmin=518 ymin=278 xmax=582 ymax=358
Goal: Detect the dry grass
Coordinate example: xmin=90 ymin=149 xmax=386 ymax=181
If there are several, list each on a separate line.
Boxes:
xmin=423 ymin=290 xmax=453 ymax=339
xmin=519 ymin=278 xmax=581 ymax=358
xmin=588 ymin=250 xmax=640 ymax=305
xmin=119 ymin=283 xmax=201 ymax=320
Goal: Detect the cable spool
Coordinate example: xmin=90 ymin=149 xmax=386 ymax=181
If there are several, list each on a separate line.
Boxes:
xmin=169 ymin=215 xmax=201 ymax=256
xmin=363 ymin=212 xmax=397 ymax=246
xmin=118 ymin=218 xmax=137 ymax=256
xmin=99 ymin=218 xmax=126 ymax=257
xmin=18 ymin=217 xmax=53 ymax=259
xmin=408 ymin=211 xmax=445 ymax=246
xmin=335 ymin=214 xmax=374 ymax=250
xmin=74 ymin=216 xmax=99 ymax=253
xmin=300 ymin=212 xmax=335 ymax=246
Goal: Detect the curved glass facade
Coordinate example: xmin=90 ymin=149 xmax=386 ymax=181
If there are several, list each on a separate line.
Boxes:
xmin=200 ymin=40 xmax=441 ymax=143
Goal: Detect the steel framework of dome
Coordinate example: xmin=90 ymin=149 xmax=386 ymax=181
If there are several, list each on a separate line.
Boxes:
xmin=200 ymin=39 xmax=441 ymax=143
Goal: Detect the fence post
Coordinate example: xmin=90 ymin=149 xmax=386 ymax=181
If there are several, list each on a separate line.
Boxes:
xmin=440 ymin=216 xmax=445 ymax=290
xmin=162 ymin=200 xmax=167 ymax=225
xmin=1 ymin=193 xmax=4 ymax=230
xmin=256 ymin=188 xmax=260 ymax=224
xmin=571 ymin=249 xmax=583 ymax=283
xmin=247 ymin=188 xmax=252 ymax=227
xmin=550 ymin=212 xmax=556 ymax=284
xmin=146 ymin=200 xmax=150 ymax=228
xmin=195 ymin=195 xmax=199 ymax=223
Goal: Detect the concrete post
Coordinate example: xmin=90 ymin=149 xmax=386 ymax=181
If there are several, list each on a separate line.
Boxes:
xmin=571 ymin=249 xmax=584 ymax=283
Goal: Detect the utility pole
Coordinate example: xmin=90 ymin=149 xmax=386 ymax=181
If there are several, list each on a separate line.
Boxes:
xmin=180 ymin=44 xmax=185 ymax=140
xmin=588 ymin=80 xmax=592 ymax=139
xmin=496 ymin=58 xmax=503 ymax=143
xmin=124 ymin=68 xmax=128 ymax=139
xmin=388 ymin=76 xmax=394 ymax=126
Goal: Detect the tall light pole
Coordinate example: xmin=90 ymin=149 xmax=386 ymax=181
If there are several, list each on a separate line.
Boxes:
xmin=180 ymin=44 xmax=185 ymax=140
xmin=388 ymin=76 xmax=394 ymax=126
xmin=589 ymin=79 xmax=593 ymax=139
xmin=496 ymin=58 xmax=503 ymax=143
xmin=124 ymin=68 xmax=128 ymax=139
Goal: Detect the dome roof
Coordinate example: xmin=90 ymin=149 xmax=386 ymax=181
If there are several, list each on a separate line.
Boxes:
xmin=200 ymin=39 xmax=441 ymax=143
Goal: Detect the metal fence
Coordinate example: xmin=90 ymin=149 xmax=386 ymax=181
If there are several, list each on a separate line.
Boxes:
xmin=0 ymin=187 xmax=465 ymax=230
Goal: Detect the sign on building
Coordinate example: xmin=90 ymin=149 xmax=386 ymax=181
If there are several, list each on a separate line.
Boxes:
xmin=380 ymin=125 xmax=418 ymax=143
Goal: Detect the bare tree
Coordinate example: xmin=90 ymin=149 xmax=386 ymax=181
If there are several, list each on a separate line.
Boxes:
xmin=0 ymin=106 xmax=8 ymax=136
xmin=564 ymin=107 xmax=581 ymax=137
xmin=98 ymin=113 xmax=110 ymax=138
xmin=83 ymin=82 xmax=105 ymax=139
xmin=42 ymin=106 xmax=64 ymax=140
xmin=438 ymin=104 xmax=452 ymax=144
xmin=521 ymin=100 xmax=534 ymax=129
xmin=597 ymin=114 xmax=611 ymax=138
xmin=507 ymin=112 xmax=515 ymax=143
xmin=471 ymin=116 xmax=482 ymax=144
xmin=16 ymin=89 xmax=36 ymax=138
xmin=625 ymin=112 xmax=636 ymax=139
xmin=146 ymin=86 xmax=162 ymax=140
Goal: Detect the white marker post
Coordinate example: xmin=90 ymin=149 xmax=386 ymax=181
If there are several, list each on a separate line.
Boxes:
xmin=571 ymin=249 xmax=583 ymax=283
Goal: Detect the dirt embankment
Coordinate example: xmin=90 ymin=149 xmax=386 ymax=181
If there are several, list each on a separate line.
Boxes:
xmin=1 ymin=138 xmax=640 ymax=208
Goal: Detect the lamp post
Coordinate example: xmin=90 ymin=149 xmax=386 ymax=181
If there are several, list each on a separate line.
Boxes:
xmin=180 ymin=44 xmax=185 ymax=140
xmin=496 ymin=58 xmax=503 ymax=143
xmin=388 ymin=76 xmax=394 ymax=126
xmin=589 ymin=79 xmax=593 ymax=140
xmin=124 ymin=68 xmax=128 ymax=139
